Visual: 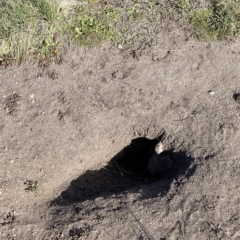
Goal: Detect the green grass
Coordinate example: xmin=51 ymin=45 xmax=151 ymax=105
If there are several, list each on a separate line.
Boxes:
xmin=71 ymin=3 xmax=119 ymax=45
xmin=192 ymin=0 xmax=240 ymax=40
xmin=2 ymin=0 xmax=240 ymax=65
xmin=174 ymin=0 xmax=191 ymax=16
xmin=175 ymin=0 xmax=240 ymax=40
xmin=0 ymin=0 xmax=159 ymax=65
xmin=0 ymin=0 xmax=61 ymax=63
xmin=0 ymin=0 xmax=64 ymax=63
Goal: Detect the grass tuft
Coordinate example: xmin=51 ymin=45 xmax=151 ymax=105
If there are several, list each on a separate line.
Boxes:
xmin=0 ymin=0 xmax=65 ymax=63
xmin=71 ymin=3 xmax=119 ymax=45
xmin=192 ymin=0 xmax=240 ymax=40
xmin=175 ymin=0 xmax=240 ymax=40
xmin=24 ymin=179 xmax=39 ymax=196
xmin=174 ymin=0 xmax=191 ymax=16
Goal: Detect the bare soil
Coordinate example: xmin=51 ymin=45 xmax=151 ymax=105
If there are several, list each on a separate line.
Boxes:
xmin=1 ymin=22 xmax=240 ymax=240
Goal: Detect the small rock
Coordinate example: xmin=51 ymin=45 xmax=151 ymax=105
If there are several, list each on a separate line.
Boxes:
xmin=155 ymin=142 xmax=164 ymax=154
xmin=207 ymin=90 xmax=215 ymax=95
xmin=118 ymin=44 xmax=123 ymax=49
xmin=116 ymin=70 xmax=124 ymax=80
xmin=147 ymin=152 xmax=173 ymax=176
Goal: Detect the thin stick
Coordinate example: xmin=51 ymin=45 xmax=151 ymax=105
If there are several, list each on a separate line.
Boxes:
xmin=104 ymin=229 xmax=118 ymax=240
xmin=128 ymin=209 xmax=155 ymax=240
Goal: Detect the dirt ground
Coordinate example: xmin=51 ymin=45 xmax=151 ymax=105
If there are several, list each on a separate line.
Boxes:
xmin=1 ymin=18 xmax=240 ymax=240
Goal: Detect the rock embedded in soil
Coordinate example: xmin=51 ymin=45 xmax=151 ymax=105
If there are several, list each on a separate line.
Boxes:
xmin=147 ymin=152 xmax=173 ymax=176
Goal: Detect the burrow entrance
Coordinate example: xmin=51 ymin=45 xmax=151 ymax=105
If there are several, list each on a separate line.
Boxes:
xmin=52 ymin=137 xmax=195 ymax=206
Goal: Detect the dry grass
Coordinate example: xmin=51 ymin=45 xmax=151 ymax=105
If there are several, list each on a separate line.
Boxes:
xmin=1 ymin=0 xmax=240 ymax=65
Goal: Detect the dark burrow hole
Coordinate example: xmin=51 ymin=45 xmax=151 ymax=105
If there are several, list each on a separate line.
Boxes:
xmin=52 ymin=137 xmax=195 ymax=206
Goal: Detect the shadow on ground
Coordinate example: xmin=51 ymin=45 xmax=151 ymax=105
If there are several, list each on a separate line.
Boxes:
xmin=51 ymin=137 xmax=196 ymax=206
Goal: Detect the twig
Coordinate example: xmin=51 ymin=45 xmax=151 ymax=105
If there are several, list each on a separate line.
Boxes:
xmin=172 ymin=116 xmax=188 ymax=121
xmin=104 ymin=229 xmax=118 ymax=240
xmin=128 ymin=209 xmax=155 ymax=240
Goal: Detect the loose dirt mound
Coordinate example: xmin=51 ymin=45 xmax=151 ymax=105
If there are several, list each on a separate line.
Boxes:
xmin=1 ymin=25 xmax=240 ymax=239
